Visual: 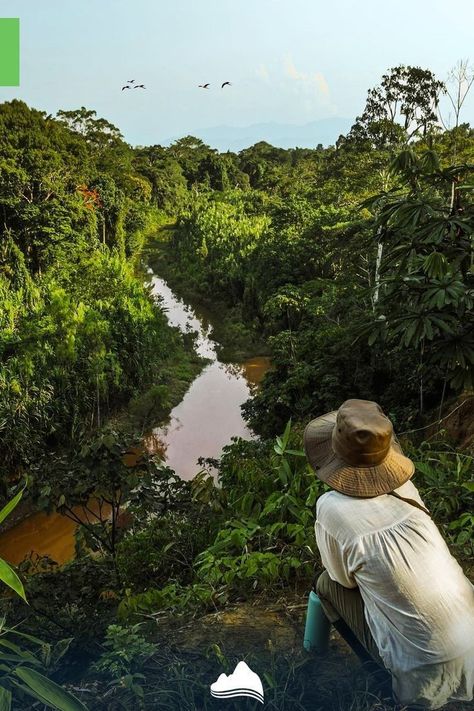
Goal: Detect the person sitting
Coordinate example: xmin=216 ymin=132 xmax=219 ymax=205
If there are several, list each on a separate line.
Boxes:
xmin=304 ymin=398 xmax=474 ymax=709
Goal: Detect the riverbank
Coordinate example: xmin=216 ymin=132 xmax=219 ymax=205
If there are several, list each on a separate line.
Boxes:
xmin=0 ymin=329 xmax=203 ymax=562
xmin=130 ymin=269 xmax=272 ymax=480
xmin=145 ymin=230 xmax=271 ymax=363
xmin=0 ymin=244 xmax=272 ymax=563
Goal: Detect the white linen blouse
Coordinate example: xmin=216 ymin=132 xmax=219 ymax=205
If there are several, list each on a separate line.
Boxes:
xmin=315 ymin=480 xmax=474 ymax=708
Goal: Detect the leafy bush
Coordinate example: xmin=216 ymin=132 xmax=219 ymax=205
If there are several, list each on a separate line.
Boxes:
xmin=92 ymin=623 xmax=156 ymax=678
xmin=117 ymin=583 xmax=217 ymax=622
xmin=116 ymin=506 xmax=219 ymax=591
xmin=8 ymin=556 xmax=118 ymax=649
xmin=116 ymin=424 xmax=323 ymax=621
xmin=409 ymin=441 xmax=474 ymax=557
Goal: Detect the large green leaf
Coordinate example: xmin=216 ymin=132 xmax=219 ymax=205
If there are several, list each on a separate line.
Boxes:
xmin=13 ymin=667 xmax=87 ymax=711
xmin=8 ymin=629 xmax=46 ymax=646
xmin=0 ymin=489 xmax=24 ymax=527
xmin=0 ymin=559 xmax=26 ymax=602
xmin=0 ymin=653 xmax=40 ymax=665
xmin=0 ymin=638 xmax=40 ymax=664
xmin=0 ymin=686 xmax=11 ymax=711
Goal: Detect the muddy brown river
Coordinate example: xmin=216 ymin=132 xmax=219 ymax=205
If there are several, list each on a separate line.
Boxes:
xmin=0 ymin=271 xmax=271 ymax=565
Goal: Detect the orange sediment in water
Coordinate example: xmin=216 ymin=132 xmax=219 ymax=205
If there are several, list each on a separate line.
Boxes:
xmin=0 ymin=509 xmax=81 ymax=566
xmin=0 ymin=501 xmax=112 ymax=567
xmin=241 ymin=356 xmax=273 ymax=386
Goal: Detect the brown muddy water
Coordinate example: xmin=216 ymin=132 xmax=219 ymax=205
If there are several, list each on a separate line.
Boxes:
xmin=145 ymin=275 xmax=271 ymax=480
xmin=0 ymin=272 xmax=271 ymax=566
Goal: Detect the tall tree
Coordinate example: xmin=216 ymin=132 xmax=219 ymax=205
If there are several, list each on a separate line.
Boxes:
xmin=348 ymin=66 xmax=445 ymax=148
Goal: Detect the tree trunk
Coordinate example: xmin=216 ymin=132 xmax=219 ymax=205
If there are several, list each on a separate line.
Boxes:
xmin=373 ymin=240 xmax=383 ymax=306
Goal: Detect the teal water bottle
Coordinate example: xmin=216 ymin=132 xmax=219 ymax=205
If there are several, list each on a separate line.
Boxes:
xmin=303 ymin=590 xmax=330 ymax=653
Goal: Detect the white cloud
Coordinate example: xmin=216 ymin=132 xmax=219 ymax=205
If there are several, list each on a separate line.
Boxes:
xmin=283 ymin=55 xmax=331 ymax=101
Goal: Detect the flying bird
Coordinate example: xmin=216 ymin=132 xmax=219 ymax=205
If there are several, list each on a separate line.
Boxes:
xmin=122 ymin=79 xmax=146 ymax=91
xmin=198 ymin=83 xmax=210 ymax=89
xmin=221 ymin=81 xmax=232 ymax=88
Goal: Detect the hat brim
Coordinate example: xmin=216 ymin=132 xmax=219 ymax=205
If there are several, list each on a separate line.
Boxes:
xmin=304 ymin=411 xmax=414 ymax=498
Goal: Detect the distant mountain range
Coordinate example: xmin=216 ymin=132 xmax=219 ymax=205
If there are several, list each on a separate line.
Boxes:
xmin=165 ymin=117 xmax=353 ymax=152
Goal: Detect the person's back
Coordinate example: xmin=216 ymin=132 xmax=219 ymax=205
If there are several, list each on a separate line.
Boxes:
xmin=316 ymin=480 xmax=474 ymax=706
xmin=304 ymin=399 xmax=474 ymax=709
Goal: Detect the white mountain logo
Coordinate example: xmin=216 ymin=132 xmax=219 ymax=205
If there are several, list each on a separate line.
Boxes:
xmin=210 ymin=660 xmax=264 ymax=704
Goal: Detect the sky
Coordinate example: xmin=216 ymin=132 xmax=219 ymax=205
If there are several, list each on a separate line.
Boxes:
xmin=1 ymin=0 xmax=474 ymax=146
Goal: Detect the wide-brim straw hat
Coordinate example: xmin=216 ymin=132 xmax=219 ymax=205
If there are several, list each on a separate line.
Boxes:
xmin=304 ymin=398 xmax=414 ymax=497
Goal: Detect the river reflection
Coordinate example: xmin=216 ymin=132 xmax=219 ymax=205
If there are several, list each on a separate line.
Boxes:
xmin=148 ymin=276 xmax=271 ymax=479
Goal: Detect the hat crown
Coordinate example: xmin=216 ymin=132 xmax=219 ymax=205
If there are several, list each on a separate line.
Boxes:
xmin=332 ymin=399 xmax=393 ymax=467
xmin=303 ymin=399 xmax=415 ymax=497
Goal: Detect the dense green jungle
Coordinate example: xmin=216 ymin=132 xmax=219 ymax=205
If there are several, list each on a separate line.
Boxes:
xmin=0 ymin=64 xmax=473 ymax=710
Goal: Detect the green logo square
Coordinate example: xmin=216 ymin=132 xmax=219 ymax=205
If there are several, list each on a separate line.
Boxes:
xmin=0 ymin=19 xmax=20 ymax=86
